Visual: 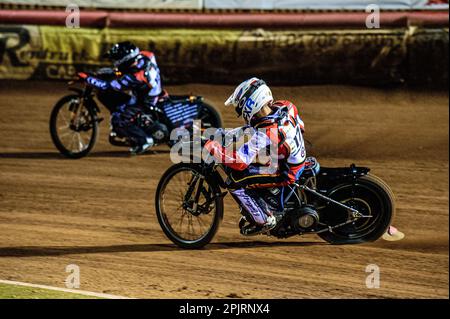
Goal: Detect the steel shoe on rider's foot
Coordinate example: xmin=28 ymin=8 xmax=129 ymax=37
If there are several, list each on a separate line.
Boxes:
xmin=241 ymin=215 xmax=277 ymax=236
xmin=382 ymin=225 xmax=405 ymax=241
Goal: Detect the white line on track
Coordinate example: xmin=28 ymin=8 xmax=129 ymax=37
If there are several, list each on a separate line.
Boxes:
xmin=0 ymin=279 xmax=132 ymax=299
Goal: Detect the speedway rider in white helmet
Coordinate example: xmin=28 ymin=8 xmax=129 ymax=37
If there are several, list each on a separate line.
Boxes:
xmin=205 ymin=78 xmax=307 ymax=235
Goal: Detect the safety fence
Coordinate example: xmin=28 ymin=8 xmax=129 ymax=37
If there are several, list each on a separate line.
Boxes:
xmin=0 ymin=0 xmax=448 ymax=11
xmin=0 ymin=25 xmax=447 ymax=86
xmin=0 ymin=10 xmax=448 ymax=28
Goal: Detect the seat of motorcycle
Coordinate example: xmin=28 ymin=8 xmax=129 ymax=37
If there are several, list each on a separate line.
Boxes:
xmin=302 ymin=166 xmax=370 ymax=180
xmin=301 ymin=156 xmax=320 ymax=178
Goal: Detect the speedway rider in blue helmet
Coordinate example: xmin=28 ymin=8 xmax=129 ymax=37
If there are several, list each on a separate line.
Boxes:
xmin=80 ymin=41 xmax=163 ymax=154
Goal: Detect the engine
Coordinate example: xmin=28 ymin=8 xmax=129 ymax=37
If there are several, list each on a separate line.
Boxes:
xmin=138 ymin=112 xmax=170 ymax=144
xmin=290 ymin=205 xmax=320 ymax=233
xmin=148 ymin=121 xmax=169 ymax=144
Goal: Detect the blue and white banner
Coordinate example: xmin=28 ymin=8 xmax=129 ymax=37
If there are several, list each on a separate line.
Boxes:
xmin=204 ymin=0 xmax=449 ymax=10
xmin=1 ymin=0 xmax=448 ymax=10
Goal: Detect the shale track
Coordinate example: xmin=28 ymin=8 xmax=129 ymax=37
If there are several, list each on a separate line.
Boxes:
xmin=0 ymin=81 xmax=448 ymax=298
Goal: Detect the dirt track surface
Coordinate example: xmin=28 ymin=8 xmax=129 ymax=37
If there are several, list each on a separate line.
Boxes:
xmin=0 ymin=81 xmax=448 ymax=298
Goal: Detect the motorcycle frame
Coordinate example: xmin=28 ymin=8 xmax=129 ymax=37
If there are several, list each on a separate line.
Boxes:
xmin=179 ymin=161 xmax=373 ymax=237
xmin=69 ymin=84 xmax=204 ymax=134
xmin=159 ymin=161 xmax=375 ymax=246
xmin=196 ymin=161 xmax=370 ymax=217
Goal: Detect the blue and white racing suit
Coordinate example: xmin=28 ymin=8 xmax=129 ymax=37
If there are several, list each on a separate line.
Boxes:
xmin=85 ymin=51 xmax=162 ymax=146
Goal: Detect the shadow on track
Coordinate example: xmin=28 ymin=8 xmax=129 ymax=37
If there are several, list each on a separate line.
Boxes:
xmin=0 ymin=241 xmax=326 ymax=257
xmin=0 ymin=150 xmax=170 ymax=160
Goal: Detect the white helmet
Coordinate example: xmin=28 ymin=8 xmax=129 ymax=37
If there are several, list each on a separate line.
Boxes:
xmin=225 ymin=78 xmax=273 ymax=124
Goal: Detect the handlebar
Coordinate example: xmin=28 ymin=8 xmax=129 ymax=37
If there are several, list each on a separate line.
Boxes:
xmin=71 ymin=68 xmax=122 ymax=85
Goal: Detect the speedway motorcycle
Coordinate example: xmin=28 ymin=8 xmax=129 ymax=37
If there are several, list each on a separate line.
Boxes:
xmin=49 ymin=68 xmax=223 ymax=158
xmin=155 ymin=138 xmax=395 ymax=249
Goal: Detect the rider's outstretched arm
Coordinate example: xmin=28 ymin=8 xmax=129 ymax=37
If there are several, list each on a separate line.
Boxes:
xmin=205 ymin=129 xmax=272 ymax=171
xmin=81 ymin=73 xmax=132 ymax=92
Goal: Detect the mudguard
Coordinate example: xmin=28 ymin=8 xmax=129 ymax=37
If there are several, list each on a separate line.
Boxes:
xmin=315 ymin=164 xmax=370 ymax=189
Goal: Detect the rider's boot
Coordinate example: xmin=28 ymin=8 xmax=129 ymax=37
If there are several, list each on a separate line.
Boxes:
xmin=240 ymin=215 xmax=276 ymax=236
xmin=130 ymin=137 xmax=154 ymax=155
xmin=231 ymin=189 xmax=277 ymax=236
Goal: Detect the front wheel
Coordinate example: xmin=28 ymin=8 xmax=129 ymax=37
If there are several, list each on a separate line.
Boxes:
xmin=318 ymin=174 xmax=395 ymax=244
xmin=49 ymin=94 xmax=98 ymax=159
xmin=155 ymin=163 xmax=224 ymax=249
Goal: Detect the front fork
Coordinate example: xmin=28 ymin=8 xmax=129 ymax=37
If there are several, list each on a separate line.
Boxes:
xmin=70 ymin=86 xmax=103 ymax=128
xmin=71 ymin=104 xmax=103 ymax=132
xmin=183 ymin=170 xmax=226 ymax=216
xmin=183 ymin=173 xmax=204 ymax=216
xmin=68 ymin=97 xmax=83 ymax=128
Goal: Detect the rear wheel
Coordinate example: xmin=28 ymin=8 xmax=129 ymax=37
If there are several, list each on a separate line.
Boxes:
xmin=155 ymin=163 xmax=224 ymax=249
xmin=49 ymin=94 xmax=98 ymax=159
xmin=198 ymin=102 xmax=223 ymax=129
xmin=318 ymin=174 xmax=395 ymax=244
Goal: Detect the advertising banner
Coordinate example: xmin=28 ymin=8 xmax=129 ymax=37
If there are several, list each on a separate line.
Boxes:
xmin=0 ymin=25 xmax=448 ymax=85
xmin=204 ymin=0 xmax=449 ymax=10
xmin=0 ymin=0 xmax=203 ymax=9
xmin=1 ymin=0 xmax=448 ymax=10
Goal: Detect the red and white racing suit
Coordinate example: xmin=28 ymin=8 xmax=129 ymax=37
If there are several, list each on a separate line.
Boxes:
xmin=205 ymin=100 xmax=306 ymax=225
